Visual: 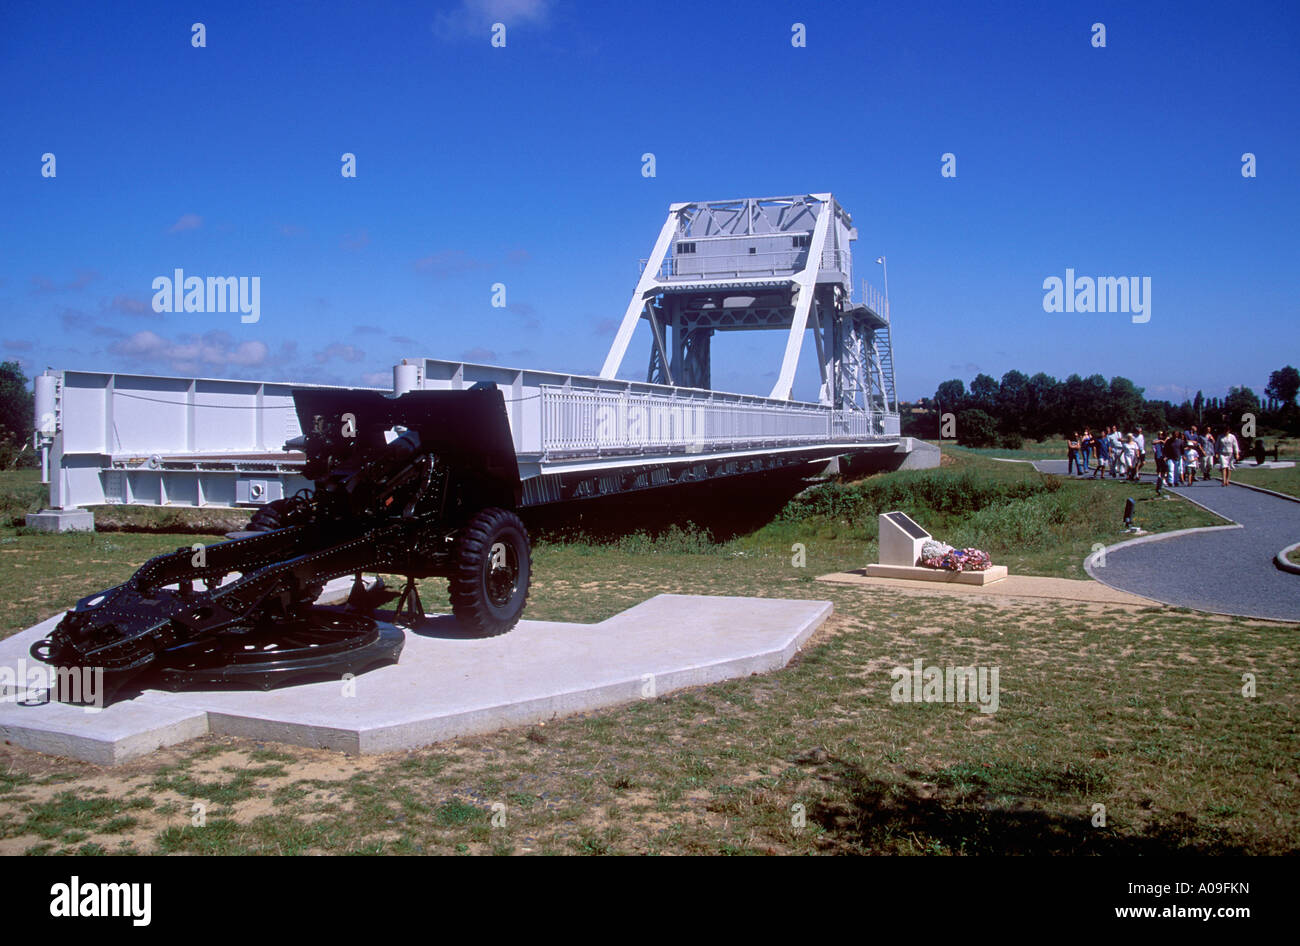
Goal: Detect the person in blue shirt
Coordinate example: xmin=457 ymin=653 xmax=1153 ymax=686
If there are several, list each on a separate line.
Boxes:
xmin=1167 ymin=431 xmax=1184 ymax=487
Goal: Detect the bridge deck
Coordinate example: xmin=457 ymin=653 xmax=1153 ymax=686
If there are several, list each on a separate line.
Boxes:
xmin=44 ymin=362 xmax=904 ymax=509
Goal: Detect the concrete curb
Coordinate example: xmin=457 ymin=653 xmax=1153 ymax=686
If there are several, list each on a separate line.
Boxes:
xmin=1083 ymin=523 xmax=1245 ymax=578
xmin=1276 ymin=542 xmax=1300 ymax=576
xmin=1233 ymin=480 xmax=1300 ymax=505
xmin=1178 ymin=480 xmax=1300 ymax=581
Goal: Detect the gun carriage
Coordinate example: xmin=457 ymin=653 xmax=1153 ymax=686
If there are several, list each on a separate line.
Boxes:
xmin=32 ymin=387 xmax=530 ymax=701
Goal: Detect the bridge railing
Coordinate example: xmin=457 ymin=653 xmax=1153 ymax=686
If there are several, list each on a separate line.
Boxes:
xmin=861 ymin=280 xmax=888 ymax=318
xmin=538 ymin=384 xmax=896 ymax=455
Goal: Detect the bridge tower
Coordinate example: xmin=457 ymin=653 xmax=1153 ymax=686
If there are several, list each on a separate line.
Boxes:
xmin=599 ymin=194 xmax=898 ymax=427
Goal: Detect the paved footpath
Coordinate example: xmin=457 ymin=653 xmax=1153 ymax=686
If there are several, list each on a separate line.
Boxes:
xmin=1030 ymin=459 xmax=1300 ymax=621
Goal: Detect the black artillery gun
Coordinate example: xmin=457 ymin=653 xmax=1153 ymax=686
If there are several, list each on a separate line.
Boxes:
xmin=31 ymin=387 xmax=531 ymax=702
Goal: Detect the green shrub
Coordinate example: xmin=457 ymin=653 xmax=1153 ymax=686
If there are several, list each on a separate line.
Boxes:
xmin=778 ymin=471 xmax=1048 ymax=526
xmin=948 ymin=495 xmax=1061 ymax=552
xmin=956 ymin=409 xmax=998 ymax=447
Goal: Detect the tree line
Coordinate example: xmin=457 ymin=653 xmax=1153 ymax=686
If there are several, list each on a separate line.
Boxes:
xmin=902 ymin=365 xmax=1300 ymax=448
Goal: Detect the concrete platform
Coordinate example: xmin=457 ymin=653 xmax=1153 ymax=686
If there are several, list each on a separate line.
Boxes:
xmin=0 ymin=594 xmax=830 ymax=764
xmin=26 ymin=508 xmax=94 ymax=532
xmin=864 ymin=563 xmax=1009 ymax=585
xmin=819 ymin=570 xmax=1158 ymax=606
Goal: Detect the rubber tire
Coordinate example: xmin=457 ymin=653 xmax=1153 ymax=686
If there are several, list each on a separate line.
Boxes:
xmin=449 ymin=507 xmax=531 ymax=636
xmin=247 ymin=497 xmax=299 ymax=532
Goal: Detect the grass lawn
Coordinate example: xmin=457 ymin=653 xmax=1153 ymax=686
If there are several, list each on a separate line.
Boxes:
xmin=1 ymin=449 xmax=1293 ymax=856
xmin=928 ymin=437 xmax=1068 ymax=461
xmin=0 ymin=469 xmax=44 ymax=528
xmin=1233 ymin=463 xmax=1300 ymax=500
xmin=0 ymin=450 xmax=1221 ymax=636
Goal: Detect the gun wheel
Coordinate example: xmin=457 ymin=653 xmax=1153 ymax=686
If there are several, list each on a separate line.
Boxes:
xmin=450 ymin=507 xmax=531 ymax=636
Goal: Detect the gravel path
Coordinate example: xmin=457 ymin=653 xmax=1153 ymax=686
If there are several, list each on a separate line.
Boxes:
xmin=1040 ymin=461 xmax=1300 ymax=621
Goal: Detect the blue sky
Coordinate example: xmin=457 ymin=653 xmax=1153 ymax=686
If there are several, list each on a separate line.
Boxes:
xmin=1 ymin=0 xmax=1296 ymax=404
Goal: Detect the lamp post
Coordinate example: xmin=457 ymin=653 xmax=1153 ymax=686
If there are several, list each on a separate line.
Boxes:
xmin=875 ymin=255 xmax=889 ymax=320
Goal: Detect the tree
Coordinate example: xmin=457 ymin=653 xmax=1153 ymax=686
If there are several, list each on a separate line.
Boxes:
xmin=1265 ymin=366 xmax=1300 ymax=407
xmin=900 ymin=400 xmax=940 ymax=439
xmin=0 ymin=361 xmax=33 ymax=470
xmin=934 ymin=379 xmax=966 ymax=417
xmin=1026 ymin=372 xmax=1063 ymax=439
xmin=1060 ymin=374 xmax=1087 ymax=434
xmin=1080 ymin=374 xmax=1109 ymax=426
xmin=1106 ymin=376 xmax=1145 ymax=432
xmin=1223 ymin=386 xmax=1261 ymax=427
xmin=996 ymin=370 xmax=1030 ymax=434
xmin=969 ymin=373 xmax=998 ymax=413
xmin=1139 ymin=400 xmax=1168 ymax=433
xmin=956 ymin=408 xmax=998 ymax=447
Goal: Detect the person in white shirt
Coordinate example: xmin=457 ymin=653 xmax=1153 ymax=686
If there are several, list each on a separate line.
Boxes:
xmin=1122 ymin=433 xmax=1140 ymax=479
xmin=1217 ymin=426 xmax=1240 ymax=486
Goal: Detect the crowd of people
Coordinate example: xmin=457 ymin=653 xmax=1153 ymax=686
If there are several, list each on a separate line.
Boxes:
xmin=1066 ymin=425 xmax=1242 ymax=487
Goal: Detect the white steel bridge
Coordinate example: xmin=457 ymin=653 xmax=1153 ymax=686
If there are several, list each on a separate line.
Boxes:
xmin=34 ymin=194 xmax=929 ymax=519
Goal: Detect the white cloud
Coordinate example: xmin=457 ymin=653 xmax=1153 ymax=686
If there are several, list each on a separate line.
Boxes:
xmin=105 ymin=294 xmax=155 ymax=316
xmin=110 ymin=329 xmax=268 ymax=373
xmin=314 ymin=342 xmax=366 ymax=364
xmin=414 ymin=249 xmax=489 ymax=278
xmin=434 ymin=0 xmax=550 ymax=38
xmin=168 ymin=213 xmax=203 ymax=233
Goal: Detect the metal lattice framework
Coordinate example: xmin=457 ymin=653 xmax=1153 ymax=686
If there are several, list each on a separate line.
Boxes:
xmin=599 ymin=194 xmax=898 ymax=419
